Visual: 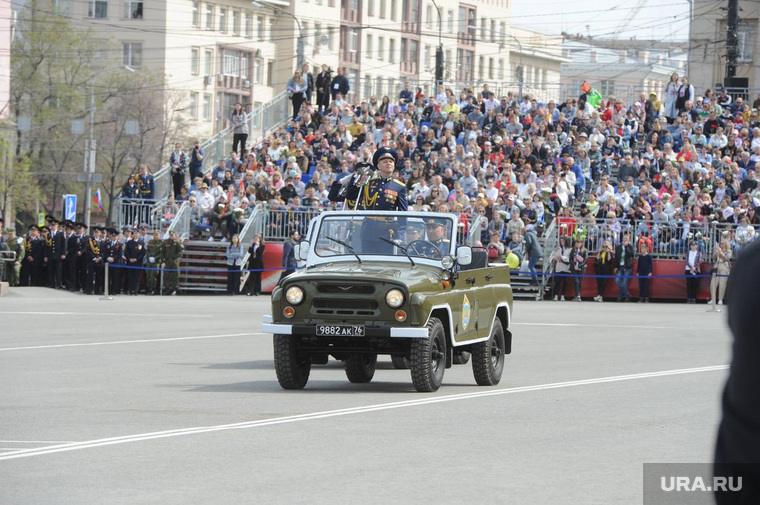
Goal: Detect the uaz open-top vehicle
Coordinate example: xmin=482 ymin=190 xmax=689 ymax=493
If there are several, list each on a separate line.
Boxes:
xmin=262 ymin=211 xmax=514 ymax=392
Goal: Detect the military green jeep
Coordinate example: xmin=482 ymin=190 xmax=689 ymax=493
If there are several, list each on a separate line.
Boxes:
xmin=262 ymin=211 xmax=514 ymax=392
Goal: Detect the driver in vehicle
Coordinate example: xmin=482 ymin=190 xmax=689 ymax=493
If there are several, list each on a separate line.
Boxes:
xmin=405 ymin=224 xmax=424 ymax=245
xmin=424 ymin=218 xmax=451 ymax=256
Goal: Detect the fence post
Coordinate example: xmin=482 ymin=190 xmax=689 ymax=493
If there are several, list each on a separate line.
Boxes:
xmin=99 ymin=263 xmax=113 ymax=301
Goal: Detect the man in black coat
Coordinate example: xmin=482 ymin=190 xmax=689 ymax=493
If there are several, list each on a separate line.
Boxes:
xmin=315 ymin=64 xmax=332 ymax=112
xmin=124 ymin=228 xmax=145 ymax=295
xmin=62 ymin=221 xmax=79 ymax=291
xmin=330 ymin=67 xmax=349 ymax=100
xmin=614 ymin=233 xmax=635 ymax=302
xmin=714 ymin=238 xmax=760 ymax=504
xmin=279 ymin=229 xmax=299 ymax=283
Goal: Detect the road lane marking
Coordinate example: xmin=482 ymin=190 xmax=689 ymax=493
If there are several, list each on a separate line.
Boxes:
xmin=0 ymin=440 xmax=76 ymax=444
xmin=513 ymin=322 xmax=724 ymax=330
xmin=0 ymin=312 xmax=213 ymax=318
xmin=0 ymin=333 xmax=266 ymax=352
xmin=0 ymin=364 xmax=728 ymax=461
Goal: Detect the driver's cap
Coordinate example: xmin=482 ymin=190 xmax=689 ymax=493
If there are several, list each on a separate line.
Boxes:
xmin=424 ymin=218 xmax=444 ymax=228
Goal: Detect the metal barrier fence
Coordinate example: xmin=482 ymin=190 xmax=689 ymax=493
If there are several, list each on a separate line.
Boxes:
xmin=115 ymin=198 xmax=168 ymax=232
xmin=165 ymin=201 xmax=191 ymax=240
xmin=547 ymin=217 xmax=759 ymax=260
xmin=149 ymin=91 xmax=289 ymax=201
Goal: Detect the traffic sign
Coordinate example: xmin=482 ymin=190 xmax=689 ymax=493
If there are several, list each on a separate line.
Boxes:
xmin=64 ymin=194 xmax=77 ymax=221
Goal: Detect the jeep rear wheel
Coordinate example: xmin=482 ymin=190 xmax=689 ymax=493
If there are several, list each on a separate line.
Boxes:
xmin=345 ymin=354 xmax=377 ymax=383
xmin=410 ymin=317 xmax=446 ymax=392
xmin=391 ymin=355 xmax=409 ymax=369
xmin=273 ymin=335 xmax=311 ymax=390
xmin=472 ymin=320 xmax=505 ymax=386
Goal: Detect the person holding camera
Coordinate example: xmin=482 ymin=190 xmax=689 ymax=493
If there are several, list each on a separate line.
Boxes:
xmin=188 ymin=141 xmax=205 ymax=182
xmin=169 ymin=143 xmax=187 ymax=198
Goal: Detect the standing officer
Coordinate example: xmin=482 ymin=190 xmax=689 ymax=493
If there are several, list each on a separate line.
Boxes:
xmin=103 ymin=228 xmax=124 ymax=295
xmin=75 ymin=222 xmax=88 ymax=292
xmin=62 ymin=221 xmax=79 ymax=291
xmin=21 ymin=225 xmax=43 ymax=286
xmin=161 ymin=230 xmax=183 ymax=295
xmin=93 ymin=227 xmax=107 ymax=295
xmin=82 ymin=226 xmax=102 ymax=295
xmin=5 ymin=228 xmax=22 ymax=287
xmin=46 ymin=217 xmax=64 ymax=289
xmin=124 ymin=228 xmax=145 ymax=295
xmin=145 ymin=229 xmax=163 ymax=295
xmin=340 ymin=147 xmax=408 ymax=254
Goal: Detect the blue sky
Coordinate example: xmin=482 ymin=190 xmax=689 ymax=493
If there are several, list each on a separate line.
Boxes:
xmin=510 ymin=0 xmax=692 ymax=41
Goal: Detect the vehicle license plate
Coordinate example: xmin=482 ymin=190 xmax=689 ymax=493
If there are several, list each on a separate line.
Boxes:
xmin=316 ymin=325 xmax=365 ymax=337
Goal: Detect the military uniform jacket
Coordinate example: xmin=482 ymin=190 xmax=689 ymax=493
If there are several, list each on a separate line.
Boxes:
xmin=8 ymin=237 xmax=24 ymax=264
xmin=161 ymin=239 xmax=184 ymax=267
xmin=102 ymin=240 xmax=124 ymax=264
xmin=64 ymin=234 xmax=79 ymax=260
xmin=26 ymin=237 xmax=44 ymax=263
xmin=146 ymin=240 xmax=163 ymax=265
xmin=83 ymin=235 xmax=101 ymax=262
xmin=344 ymin=173 xmax=408 ymax=211
xmin=124 ymin=239 xmax=145 ymax=264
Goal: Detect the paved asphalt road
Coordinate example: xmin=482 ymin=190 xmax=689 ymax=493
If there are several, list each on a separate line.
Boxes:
xmin=0 ymin=288 xmax=732 ymax=504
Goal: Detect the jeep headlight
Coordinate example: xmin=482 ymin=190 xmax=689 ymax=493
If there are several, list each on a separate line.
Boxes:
xmin=385 ymin=289 xmax=404 ymax=308
xmin=285 ymin=286 xmax=304 ymax=305
xmin=441 ymin=255 xmax=455 ymax=270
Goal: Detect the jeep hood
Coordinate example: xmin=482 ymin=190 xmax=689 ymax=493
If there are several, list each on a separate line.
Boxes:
xmin=290 ymin=261 xmax=444 ymax=288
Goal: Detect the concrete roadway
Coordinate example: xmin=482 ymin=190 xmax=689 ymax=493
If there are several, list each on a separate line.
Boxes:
xmin=0 ymin=288 xmax=732 ymax=504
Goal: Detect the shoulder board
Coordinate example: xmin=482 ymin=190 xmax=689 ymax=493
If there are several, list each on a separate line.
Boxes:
xmin=393 ymin=179 xmax=405 ymax=185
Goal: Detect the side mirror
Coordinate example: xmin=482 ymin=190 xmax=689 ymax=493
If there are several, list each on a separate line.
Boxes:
xmin=456 ymin=246 xmax=472 ymax=266
xmin=296 ymin=241 xmax=310 ymax=261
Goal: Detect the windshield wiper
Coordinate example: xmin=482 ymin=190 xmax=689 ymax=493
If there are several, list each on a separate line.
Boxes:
xmin=379 ymin=237 xmax=415 ymax=267
xmin=325 ymin=235 xmax=362 ymax=263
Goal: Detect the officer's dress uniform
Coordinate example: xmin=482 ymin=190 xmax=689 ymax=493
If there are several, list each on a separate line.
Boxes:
xmin=124 ymin=236 xmax=145 ymax=295
xmin=83 ymin=233 xmax=101 ymax=295
xmin=63 ymin=228 xmax=79 ymax=292
xmin=50 ymin=226 xmax=65 ymax=289
xmin=331 ymin=148 xmax=408 ymax=255
xmin=102 ymin=232 xmax=124 ymax=295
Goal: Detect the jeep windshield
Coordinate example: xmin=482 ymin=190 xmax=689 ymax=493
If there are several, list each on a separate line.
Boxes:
xmin=313 ymin=212 xmax=456 ymax=262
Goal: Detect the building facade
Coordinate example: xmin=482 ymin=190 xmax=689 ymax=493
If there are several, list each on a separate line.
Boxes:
xmin=689 ymin=0 xmax=759 ymax=92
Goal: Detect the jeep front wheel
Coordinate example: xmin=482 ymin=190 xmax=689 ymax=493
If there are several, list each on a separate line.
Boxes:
xmin=472 ymin=320 xmax=505 ymax=386
xmin=345 ymin=354 xmax=377 ymax=383
xmin=273 ymin=335 xmax=311 ymax=390
xmin=410 ymin=317 xmax=446 ymax=392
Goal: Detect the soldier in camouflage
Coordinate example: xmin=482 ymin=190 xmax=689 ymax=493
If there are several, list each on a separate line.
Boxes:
xmin=161 ymin=230 xmax=183 ymax=295
xmin=146 ymin=230 xmax=163 ymax=295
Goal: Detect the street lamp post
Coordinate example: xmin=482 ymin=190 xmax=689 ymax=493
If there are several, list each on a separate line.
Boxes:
xmin=469 ymin=25 xmax=523 ymax=99
xmin=431 ymin=0 xmax=443 ymax=88
xmin=251 ymin=1 xmax=304 ymax=69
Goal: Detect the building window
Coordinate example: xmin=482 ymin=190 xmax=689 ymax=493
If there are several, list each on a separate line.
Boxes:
xmin=410 ymin=40 xmax=418 ymax=67
xmin=122 ymin=42 xmax=142 ymax=67
xmin=51 ymin=0 xmax=71 ymax=15
xmin=377 ymin=36 xmax=384 ymax=60
xmin=478 ymin=56 xmax=484 ymax=79
xmin=349 ymin=28 xmax=358 ymax=52
xmin=424 ymin=45 xmax=430 ymax=70
xmin=203 ymin=94 xmax=212 ymax=121
xmin=388 ymin=38 xmax=395 ymax=63
xmin=364 ymin=74 xmax=372 ymax=97
xmin=390 ymin=0 xmax=396 ymax=21
xmin=738 ymin=24 xmax=755 ymax=62
xmin=379 ymin=0 xmax=385 ymax=18
xmin=88 ymin=0 xmax=108 ymax=18
xmin=367 ymin=0 xmax=374 ymax=17
xmin=124 ymin=0 xmax=142 ymax=18
xmin=376 ymin=76 xmax=383 ymax=96
xmin=189 ymin=92 xmax=198 ymax=120
xmin=223 ymin=50 xmax=240 ymax=76
xmin=205 ymin=4 xmax=214 ymax=30
xmin=425 ymin=4 xmax=432 ymax=28
xmin=498 ymin=58 xmax=504 ymax=80
xmin=458 ymin=6 xmax=465 ymax=34
xmin=499 ymin=22 xmax=505 ymax=45
xmin=328 ymin=0 xmax=334 ymax=6
xmin=600 ymin=80 xmax=615 ymax=97
xmin=446 ymin=10 xmax=453 ymax=32
xmin=490 ymin=20 xmax=495 ymax=42
xmin=232 ymin=11 xmax=240 ymax=35
xmin=240 ymin=53 xmax=250 ymax=79
xmin=254 ymin=57 xmax=264 ymax=84
xmin=204 ymin=49 xmax=214 ymax=75
xmin=327 ymin=26 xmax=335 ymax=50
xmin=257 ymin=15 xmax=264 ymax=41
xmin=192 ymin=1 xmax=200 ymax=27
xmin=244 ymin=12 xmax=252 ymax=37
xmin=445 ymin=48 xmax=451 ymax=79
xmin=488 ymin=57 xmax=493 ymax=79
xmin=366 ymin=34 xmax=373 ymax=58
xmin=348 ymin=70 xmax=358 ymax=96
xmin=314 ymin=22 xmax=322 ymax=51
xmin=269 ymin=19 xmax=276 ymax=41
xmin=191 ymin=47 xmax=200 ymax=74
xmin=267 ymin=61 xmax=274 ymax=86
xmin=219 ymin=8 xmax=227 ymax=32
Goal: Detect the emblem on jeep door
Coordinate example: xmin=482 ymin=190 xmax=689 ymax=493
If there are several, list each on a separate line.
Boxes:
xmin=462 ymin=294 xmax=471 ymax=330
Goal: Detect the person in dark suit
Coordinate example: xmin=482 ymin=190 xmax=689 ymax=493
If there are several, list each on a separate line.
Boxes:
xmin=45 ymin=216 xmax=64 ymax=289
xmin=75 ymin=222 xmax=88 ymax=292
xmin=714 ymin=238 xmax=760 ymax=504
xmin=21 ymin=225 xmax=43 ymax=287
xmin=124 ymin=228 xmax=145 ymax=295
xmin=62 ymin=221 xmax=79 ymax=291
xmin=315 ymin=64 xmax=332 ymax=112
xmin=280 ymin=229 xmax=299 ymax=283
xmin=330 ymin=67 xmax=349 ymax=100
xmin=247 ymin=234 xmax=266 ymax=296
xmin=636 ymin=242 xmax=653 ymax=303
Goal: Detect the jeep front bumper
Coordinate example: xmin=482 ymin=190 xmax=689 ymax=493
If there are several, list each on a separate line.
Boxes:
xmin=261 ymin=315 xmax=429 ymax=338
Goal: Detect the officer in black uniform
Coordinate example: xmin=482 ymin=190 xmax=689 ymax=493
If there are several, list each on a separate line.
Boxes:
xmin=62 ymin=221 xmax=79 ymax=292
xmin=21 ymin=225 xmax=44 ymax=286
xmin=103 ymin=228 xmax=124 ymax=295
xmin=83 ymin=226 xmax=102 ymax=295
xmin=45 ymin=216 xmax=64 ymax=289
xmin=124 ymin=227 xmax=145 ymax=295
xmin=75 ymin=222 xmax=88 ymax=292
xmin=332 ymin=147 xmax=408 ymax=255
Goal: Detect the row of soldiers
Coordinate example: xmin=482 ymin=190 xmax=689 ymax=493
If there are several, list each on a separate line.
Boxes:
xmin=1 ymin=215 xmax=184 ymax=295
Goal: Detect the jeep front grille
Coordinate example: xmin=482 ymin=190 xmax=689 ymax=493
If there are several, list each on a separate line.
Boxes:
xmin=316 ymin=283 xmax=375 ymax=295
xmin=312 ymin=298 xmax=379 ymax=316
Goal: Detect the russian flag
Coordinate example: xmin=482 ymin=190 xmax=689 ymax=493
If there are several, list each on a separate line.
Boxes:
xmin=93 ymin=188 xmax=103 ymax=212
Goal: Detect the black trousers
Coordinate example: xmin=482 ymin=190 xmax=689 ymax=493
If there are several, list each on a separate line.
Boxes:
xmin=65 ymin=257 xmax=77 ymax=291
xmin=686 ymin=272 xmax=700 ymax=300
xmin=47 ymin=259 xmax=61 ymax=288
xmin=189 ymin=165 xmax=203 ymax=182
xmin=596 ymin=275 xmax=609 ymax=297
xmin=227 ymin=269 xmax=241 ymax=294
xmin=554 ymin=275 xmax=569 ymax=298
xmin=291 ymin=95 xmax=304 ymax=120
xmin=639 ymin=277 xmax=650 ymax=299
xmin=317 ymin=89 xmax=330 ymax=111
xmin=232 ymin=134 xmax=247 ymax=156
xmin=128 ymin=267 xmax=141 ymax=294
xmin=172 ymin=171 xmax=185 ymax=197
